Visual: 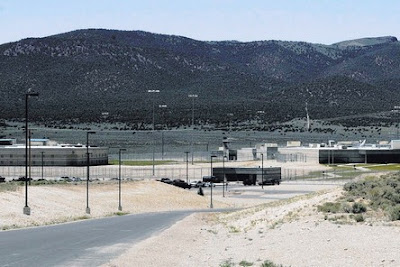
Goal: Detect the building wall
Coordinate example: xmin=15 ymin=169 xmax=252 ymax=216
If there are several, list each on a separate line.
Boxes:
xmin=319 ymin=149 xmax=400 ymax=164
xmin=237 ymin=148 xmax=256 ymax=161
xmin=0 ymin=146 xmax=108 ymax=166
xmin=319 ymin=149 xmax=364 ymax=164
xmin=278 ymin=147 xmax=320 ymax=163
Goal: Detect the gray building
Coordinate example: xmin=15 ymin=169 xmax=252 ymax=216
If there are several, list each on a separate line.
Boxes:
xmin=279 ymin=140 xmax=400 ymax=164
xmin=0 ymin=139 xmax=108 ymax=166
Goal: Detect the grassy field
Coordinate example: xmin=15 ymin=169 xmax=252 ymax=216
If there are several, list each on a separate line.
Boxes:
xmin=108 ymin=159 xmax=177 ymax=166
xmin=362 ymin=164 xmax=400 ymax=171
xmin=324 ymin=163 xmax=400 ymax=171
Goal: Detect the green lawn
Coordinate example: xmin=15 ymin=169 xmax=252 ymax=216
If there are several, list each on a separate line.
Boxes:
xmin=109 ymin=160 xmax=177 ymax=166
xmin=363 ymin=164 xmax=400 ymax=171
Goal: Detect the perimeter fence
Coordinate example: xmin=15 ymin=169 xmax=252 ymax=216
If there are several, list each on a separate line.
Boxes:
xmin=0 ymin=163 xmax=390 ymax=184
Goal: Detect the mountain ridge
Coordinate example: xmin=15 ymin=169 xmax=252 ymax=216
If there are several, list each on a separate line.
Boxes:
xmin=0 ymin=29 xmax=399 ymax=126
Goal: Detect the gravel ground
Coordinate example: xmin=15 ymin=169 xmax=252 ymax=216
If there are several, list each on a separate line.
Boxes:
xmin=104 ymin=186 xmax=400 ymax=267
xmin=0 ymin=180 xmax=230 ymax=230
xmin=3 ymin=161 xmax=398 ymax=267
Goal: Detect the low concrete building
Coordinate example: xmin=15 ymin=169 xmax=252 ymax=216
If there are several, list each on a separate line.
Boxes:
xmin=0 ymin=139 xmax=108 ymax=166
xmin=278 ymin=140 xmax=400 ymax=164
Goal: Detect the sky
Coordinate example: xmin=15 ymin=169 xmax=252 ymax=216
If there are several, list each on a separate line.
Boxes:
xmin=1 ymin=0 xmax=400 ymax=45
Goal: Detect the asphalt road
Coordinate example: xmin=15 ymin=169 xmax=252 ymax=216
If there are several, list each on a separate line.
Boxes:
xmin=0 ymin=180 xmax=344 ymax=267
xmin=0 ymin=209 xmax=229 ymax=267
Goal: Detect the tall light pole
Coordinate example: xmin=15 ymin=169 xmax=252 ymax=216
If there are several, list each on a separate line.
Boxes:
xmin=86 ymin=131 xmax=96 ymax=214
xmin=210 ymin=155 xmax=217 ymax=208
xmin=41 ymin=151 xmax=44 ymax=180
xmin=188 ymin=94 xmax=198 ymax=165
xmin=185 ymin=151 xmax=189 ymax=183
xmin=24 ymin=91 xmax=39 ymax=215
xmin=261 ymin=153 xmax=264 ymax=189
xmin=222 ymin=155 xmax=227 ymax=197
xmin=159 ymin=104 xmax=167 ymax=160
xmin=148 ymin=90 xmax=160 ymax=176
xmin=257 ymin=152 xmax=264 ymax=189
xmin=28 ymin=129 xmax=32 ymax=186
xmin=118 ymin=148 xmax=126 ymax=211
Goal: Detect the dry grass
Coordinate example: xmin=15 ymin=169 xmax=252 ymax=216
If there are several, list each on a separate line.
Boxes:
xmin=0 ymin=180 xmax=230 ymax=230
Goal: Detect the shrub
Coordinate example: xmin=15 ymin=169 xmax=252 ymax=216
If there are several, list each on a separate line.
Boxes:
xmin=342 ymin=173 xmax=400 ymax=220
xmin=261 ymin=260 xmax=284 ymax=267
xmin=239 ymin=260 xmax=253 ymax=266
xmin=0 ymin=182 xmax=19 ymax=192
xmin=317 ymin=202 xmax=341 ymax=213
xmin=344 ymin=182 xmax=361 ymax=192
xmin=220 ymin=260 xmax=234 ymax=267
xmin=354 ymin=214 xmax=364 ymax=222
xmin=342 ymin=203 xmax=352 ymax=213
xmin=388 ymin=205 xmax=400 ymax=221
xmin=352 ymin=202 xmax=367 ymax=214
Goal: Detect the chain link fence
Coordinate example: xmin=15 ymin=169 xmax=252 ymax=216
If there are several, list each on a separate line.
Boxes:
xmin=0 ymin=163 xmax=390 ymax=184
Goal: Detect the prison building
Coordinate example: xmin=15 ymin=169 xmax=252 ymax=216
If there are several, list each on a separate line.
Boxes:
xmin=0 ymin=139 xmax=108 ymax=166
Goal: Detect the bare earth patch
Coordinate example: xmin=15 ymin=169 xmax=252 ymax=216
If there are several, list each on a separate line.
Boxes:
xmin=0 ymin=180 xmax=229 ymax=230
xmin=104 ymin=187 xmax=400 ymax=267
xmin=2 ymin=165 xmax=400 ymax=266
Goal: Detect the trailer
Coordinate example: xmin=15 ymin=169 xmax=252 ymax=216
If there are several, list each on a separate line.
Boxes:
xmin=210 ymin=167 xmax=281 ymax=186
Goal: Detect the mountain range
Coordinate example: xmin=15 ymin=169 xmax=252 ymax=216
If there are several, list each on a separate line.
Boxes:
xmin=0 ymin=29 xmax=399 ymax=127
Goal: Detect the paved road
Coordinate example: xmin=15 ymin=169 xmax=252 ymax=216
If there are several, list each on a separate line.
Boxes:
xmin=0 ymin=209 xmax=228 ymax=267
xmin=0 ymin=180 xmax=344 ymax=267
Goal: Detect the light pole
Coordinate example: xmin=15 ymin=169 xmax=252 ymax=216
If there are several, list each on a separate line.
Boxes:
xmin=86 ymin=131 xmax=96 ymax=214
xmin=188 ymin=94 xmax=198 ymax=165
xmin=28 ymin=129 xmax=32 ymax=186
xmin=118 ymin=148 xmax=126 ymax=211
xmin=185 ymin=151 xmax=189 ymax=184
xmin=210 ymin=155 xmax=217 ymax=208
xmin=257 ymin=152 xmax=264 ymax=189
xmin=159 ymin=104 xmax=167 ymax=160
xmin=24 ymin=91 xmax=39 ymax=215
xmin=41 ymin=151 xmax=44 ymax=180
xmin=222 ymin=155 xmax=227 ymax=197
xmin=148 ymin=90 xmax=160 ymax=176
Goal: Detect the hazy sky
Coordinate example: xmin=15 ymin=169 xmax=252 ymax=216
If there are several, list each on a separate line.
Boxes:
xmin=1 ymin=0 xmax=399 ymax=45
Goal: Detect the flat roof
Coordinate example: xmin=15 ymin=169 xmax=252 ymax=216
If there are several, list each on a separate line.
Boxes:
xmin=280 ymin=146 xmax=393 ymax=151
xmin=0 ymin=145 xmax=106 ymax=149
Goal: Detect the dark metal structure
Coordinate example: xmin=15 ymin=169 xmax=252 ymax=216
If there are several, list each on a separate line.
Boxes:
xmin=210 ymin=167 xmax=281 ymax=185
xmin=319 ymin=149 xmax=400 ymax=164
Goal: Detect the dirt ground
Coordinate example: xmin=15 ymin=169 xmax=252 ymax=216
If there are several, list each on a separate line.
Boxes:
xmin=104 ymin=185 xmax=400 ymax=267
xmin=2 ymin=161 xmax=399 ymax=266
xmin=0 ymin=179 xmax=232 ymax=230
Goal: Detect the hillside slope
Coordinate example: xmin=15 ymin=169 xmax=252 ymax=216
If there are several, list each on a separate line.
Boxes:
xmin=0 ymin=29 xmax=399 ymax=124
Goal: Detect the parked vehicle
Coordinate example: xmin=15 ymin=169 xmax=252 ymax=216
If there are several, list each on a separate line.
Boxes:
xmin=72 ymin=177 xmax=82 ymax=182
xmin=172 ymin=179 xmax=191 ymax=189
xmin=60 ymin=176 xmax=72 ymax=182
xmin=14 ymin=176 xmax=33 ymax=182
xmin=204 ymin=182 xmax=216 ymax=187
xmin=190 ymin=180 xmax=205 ymax=188
xmin=160 ymin=178 xmax=173 ymax=184
xmin=202 ymin=175 xmax=218 ymax=183
xmin=258 ymin=179 xmax=280 ymax=186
